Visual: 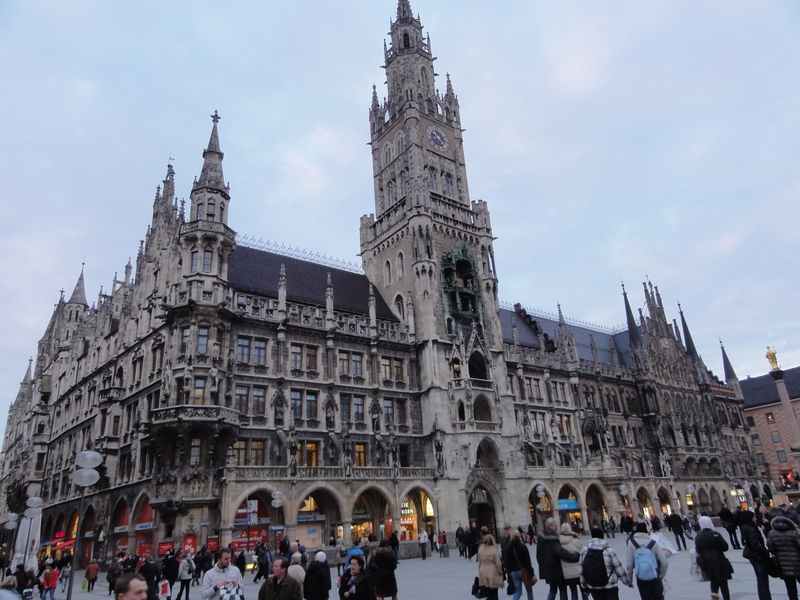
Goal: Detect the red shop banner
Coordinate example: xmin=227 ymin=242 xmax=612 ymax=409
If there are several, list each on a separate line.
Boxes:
xmin=158 ymin=542 xmax=174 ymax=555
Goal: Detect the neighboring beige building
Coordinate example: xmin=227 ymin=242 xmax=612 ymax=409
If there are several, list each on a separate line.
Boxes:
xmin=0 ymin=0 xmax=763 ymax=566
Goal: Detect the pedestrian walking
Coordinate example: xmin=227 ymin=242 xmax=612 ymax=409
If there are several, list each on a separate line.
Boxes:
xmin=175 ymin=553 xmax=194 ymax=600
xmin=86 ymin=560 xmax=101 ymax=593
xmin=580 ymin=527 xmax=632 ymax=600
xmin=40 ymin=564 xmax=58 ymax=600
xmin=108 ymin=561 xmax=123 ymax=596
xmin=338 ymin=554 xmax=376 ymax=600
xmin=767 ymin=515 xmax=800 ymax=600
xmin=477 ymin=534 xmax=505 ymax=600
xmin=286 ymin=554 xmax=305 ymax=585
xmin=741 ymin=509 xmax=772 ymax=600
xmin=304 ymin=552 xmax=331 ymax=600
xmin=718 ymin=504 xmax=742 ymax=550
xmin=389 ymin=532 xmax=399 ymax=563
xmin=665 ymin=512 xmax=687 ymax=551
xmin=258 ymin=556 xmax=302 ymax=600
xmin=536 ymin=518 xmax=579 ymax=600
xmin=370 ymin=540 xmax=397 ymax=600
xmin=625 ymin=523 xmax=669 ymax=600
xmin=504 ymin=530 xmax=536 ymax=600
xmin=558 ymin=523 xmax=585 ymax=600
xmin=200 ymin=548 xmax=242 ymax=600
xmin=695 ymin=516 xmax=734 ymax=600
xmin=417 ymin=530 xmax=428 ymax=560
xmin=59 ymin=565 xmax=71 ymax=593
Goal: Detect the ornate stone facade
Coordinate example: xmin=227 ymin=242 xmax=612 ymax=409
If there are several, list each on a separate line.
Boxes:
xmin=0 ymin=0 xmax=764 ymax=565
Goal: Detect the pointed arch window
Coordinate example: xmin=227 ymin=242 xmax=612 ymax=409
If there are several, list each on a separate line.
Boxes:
xmin=190 ymin=251 xmax=199 ymax=272
xmin=203 ymin=250 xmax=213 ymax=272
xmin=399 ymin=171 xmax=408 ymax=198
xmin=443 ymin=173 xmax=454 ymax=197
xmin=421 ymin=67 xmax=429 ymax=91
xmin=384 ymin=147 xmax=392 ymax=167
xmin=397 ymin=252 xmax=405 ymax=277
xmin=206 ymin=203 xmax=215 ymax=221
xmin=395 ymin=295 xmax=405 ymax=320
xmin=387 ymin=180 xmax=396 ymax=205
xmin=428 ymin=167 xmax=438 ymax=192
xmin=195 ymin=204 xmax=204 ymax=220
xmin=403 ymin=32 xmax=410 ymax=48
xmin=385 ymin=260 xmax=392 ymax=284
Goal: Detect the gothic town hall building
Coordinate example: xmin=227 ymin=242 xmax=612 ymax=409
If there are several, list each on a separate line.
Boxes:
xmin=0 ymin=1 xmax=765 ymax=564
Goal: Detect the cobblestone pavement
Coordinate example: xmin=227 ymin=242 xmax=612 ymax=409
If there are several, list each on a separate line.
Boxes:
xmin=62 ymin=527 xmax=784 ymax=600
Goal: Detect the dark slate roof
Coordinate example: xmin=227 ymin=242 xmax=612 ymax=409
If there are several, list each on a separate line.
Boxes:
xmin=740 ymin=366 xmax=800 ymax=409
xmin=228 ymin=246 xmax=397 ymax=321
xmin=499 ymin=308 xmax=632 ymax=367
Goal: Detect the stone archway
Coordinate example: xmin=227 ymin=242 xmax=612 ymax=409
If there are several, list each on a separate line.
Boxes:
xmin=467 ymin=484 xmax=498 ymax=539
xmin=697 ymin=488 xmax=711 ymax=514
xmin=475 ymin=438 xmax=501 ymax=469
xmin=636 ymin=487 xmax=653 ymax=519
xmin=710 ymin=488 xmax=723 ymax=514
xmin=656 ymin=487 xmax=672 ymax=515
xmin=529 ymin=484 xmax=553 ymax=534
xmin=585 ymin=484 xmax=606 ymax=530
xmin=399 ymin=486 xmax=436 ymax=542
xmin=351 ymin=487 xmax=392 ymax=544
xmin=109 ymin=499 xmax=130 ymax=559
xmin=558 ymin=484 xmax=583 ymax=532
xmin=296 ymin=487 xmax=343 ymax=549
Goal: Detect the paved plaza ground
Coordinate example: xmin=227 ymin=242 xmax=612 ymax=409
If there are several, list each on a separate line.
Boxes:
xmin=62 ymin=526 xmax=784 ymax=600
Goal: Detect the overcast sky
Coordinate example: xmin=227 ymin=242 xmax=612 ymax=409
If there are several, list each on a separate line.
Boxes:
xmin=2 ymin=0 xmax=799 ymax=434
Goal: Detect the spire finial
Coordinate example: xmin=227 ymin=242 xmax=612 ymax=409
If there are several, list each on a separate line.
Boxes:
xmin=211 ymin=110 xmax=221 ymax=124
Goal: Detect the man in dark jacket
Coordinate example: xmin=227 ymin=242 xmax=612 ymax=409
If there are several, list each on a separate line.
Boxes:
xmin=741 ymin=510 xmax=773 ymax=600
xmin=258 ymin=557 xmax=302 ymax=600
xmin=718 ymin=503 xmax=741 ymax=549
xmin=665 ymin=512 xmax=687 ymax=551
xmin=163 ymin=551 xmax=180 ymax=592
xmin=536 ymin=518 xmax=579 ymax=600
xmin=619 ymin=514 xmax=634 ymax=543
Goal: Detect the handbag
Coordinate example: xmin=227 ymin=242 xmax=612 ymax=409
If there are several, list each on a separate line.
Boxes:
xmin=689 ymin=549 xmax=707 ymax=582
xmin=219 ymin=582 xmax=245 ymax=600
xmin=472 ymin=576 xmax=488 ymax=599
xmin=506 ymin=578 xmax=516 ymax=595
xmin=511 ymin=546 xmax=536 ymax=589
xmin=766 ymin=557 xmax=782 ymax=578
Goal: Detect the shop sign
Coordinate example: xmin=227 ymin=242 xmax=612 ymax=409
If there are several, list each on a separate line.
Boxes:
xmin=234 ymin=517 xmax=270 ymax=526
xmin=158 ymin=542 xmax=174 ymax=555
xmin=352 ymin=508 xmax=371 ymax=520
xmin=269 ymin=526 xmax=286 ymax=531
xmin=114 ymin=526 xmax=128 ymax=534
xmin=200 ymin=522 xmax=210 ymax=527
xmin=183 ymin=535 xmax=197 ymax=555
xmin=206 ymin=536 xmax=219 ymax=552
xmin=135 ymin=522 xmax=153 ymax=531
xmin=557 ymin=499 xmax=579 ymax=510
xmin=297 ymin=513 xmax=324 ymax=523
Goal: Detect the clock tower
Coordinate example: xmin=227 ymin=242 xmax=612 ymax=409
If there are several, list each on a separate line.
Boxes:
xmin=360 ymin=0 xmax=506 ymax=394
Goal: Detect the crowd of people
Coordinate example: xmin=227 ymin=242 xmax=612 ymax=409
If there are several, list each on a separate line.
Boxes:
xmin=7 ymin=502 xmax=800 ymax=600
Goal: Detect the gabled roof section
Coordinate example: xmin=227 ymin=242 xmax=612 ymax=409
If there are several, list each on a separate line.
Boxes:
xmin=228 ymin=246 xmax=397 ymax=320
xmin=740 ymin=366 xmax=800 ymax=409
xmin=499 ymin=307 xmax=631 ymax=367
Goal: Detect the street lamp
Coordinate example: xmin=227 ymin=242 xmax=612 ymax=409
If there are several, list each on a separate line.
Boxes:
xmin=22 ymin=497 xmax=43 ymax=571
xmin=65 ymin=451 xmax=101 ymax=600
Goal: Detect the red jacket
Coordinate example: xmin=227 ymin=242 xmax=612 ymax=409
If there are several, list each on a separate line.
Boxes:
xmin=43 ymin=568 xmax=59 ymax=589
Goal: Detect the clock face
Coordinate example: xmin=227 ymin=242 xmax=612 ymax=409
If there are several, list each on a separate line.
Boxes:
xmin=426 ymin=125 xmax=449 ymax=151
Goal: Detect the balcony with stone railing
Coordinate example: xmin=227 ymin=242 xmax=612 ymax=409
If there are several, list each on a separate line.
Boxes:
xmin=150 ymin=404 xmax=241 ymax=426
xmin=232 ymin=465 xmax=436 ymax=481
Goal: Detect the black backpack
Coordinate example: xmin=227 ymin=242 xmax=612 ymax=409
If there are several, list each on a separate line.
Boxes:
xmin=582 ymin=548 xmax=610 ymax=587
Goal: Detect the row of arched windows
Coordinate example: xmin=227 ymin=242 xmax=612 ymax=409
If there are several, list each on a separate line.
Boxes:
xmin=428 ymin=167 xmax=454 ymax=197
xmin=194 ymin=201 xmax=224 ymax=223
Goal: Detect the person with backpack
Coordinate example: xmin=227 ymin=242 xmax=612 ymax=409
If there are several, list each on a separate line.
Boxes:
xmin=625 ymin=522 xmax=669 ymax=600
xmin=579 ymin=527 xmax=631 ymax=600
xmin=767 ymin=515 xmax=800 ymax=600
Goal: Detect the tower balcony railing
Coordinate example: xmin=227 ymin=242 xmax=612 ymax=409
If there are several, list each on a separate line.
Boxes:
xmin=151 ymin=404 xmax=240 ymax=425
xmin=180 ymin=220 xmax=236 ymax=239
xmin=232 ymin=465 xmax=436 ymax=480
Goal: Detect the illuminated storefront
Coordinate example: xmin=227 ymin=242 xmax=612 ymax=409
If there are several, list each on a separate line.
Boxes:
xmin=557 ymin=489 xmax=582 ymax=531
xmin=232 ymin=497 xmax=269 ymax=553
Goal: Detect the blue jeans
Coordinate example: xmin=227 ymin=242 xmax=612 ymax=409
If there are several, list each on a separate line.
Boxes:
xmin=511 ymin=571 xmax=533 ymax=600
xmin=40 ymin=589 xmax=55 ymax=600
xmin=752 ymin=560 xmax=772 ymax=600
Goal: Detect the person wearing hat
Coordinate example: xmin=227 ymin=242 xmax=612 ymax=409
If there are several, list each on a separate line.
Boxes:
xmin=767 ymin=514 xmax=800 ymax=600
xmin=740 ymin=509 xmax=772 ymax=600
xmin=695 ymin=516 xmax=734 ymax=600
xmin=303 ymin=551 xmax=331 ymax=600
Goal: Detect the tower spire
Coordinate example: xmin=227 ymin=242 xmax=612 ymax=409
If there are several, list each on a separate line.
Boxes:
xmin=193 ymin=110 xmax=229 ymax=199
xmin=678 ymin=302 xmax=699 ymax=359
xmin=67 ymin=266 xmax=88 ymax=306
xmin=397 ymin=0 xmax=413 ymax=20
xmin=622 ymin=283 xmax=641 ymax=348
xmin=720 ymin=340 xmax=738 ymax=382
